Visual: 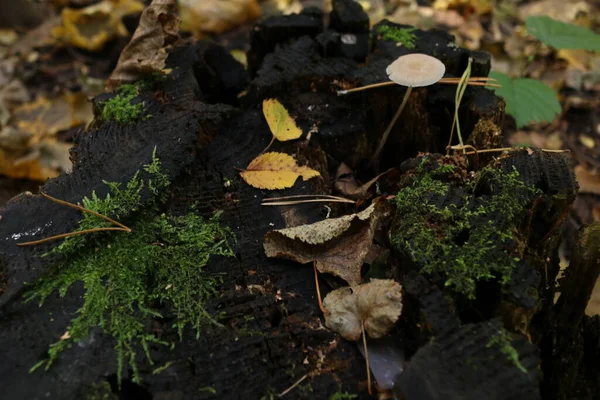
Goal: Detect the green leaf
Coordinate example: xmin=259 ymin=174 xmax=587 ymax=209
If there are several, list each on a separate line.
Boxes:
xmin=526 ymin=16 xmax=600 ymax=51
xmin=489 ymin=71 xmax=561 ymax=128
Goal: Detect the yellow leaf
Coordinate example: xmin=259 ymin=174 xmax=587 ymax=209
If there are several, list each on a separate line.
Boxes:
xmin=12 ymin=92 xmax=93 ymax=139
xmin=557 ymin=49 xmax=591 ymax=71
xmin=240 ymin=152 xmax=320 ymax=190
xmin=52 ymin=0 xmax=145 ymax=51
xmin=262 ymin=98 xmax=302 ymax=142
xmin=179 ymin=0 xmax=261 ymax=36
xmin=230 ymin=50 xmax=248 ymax=69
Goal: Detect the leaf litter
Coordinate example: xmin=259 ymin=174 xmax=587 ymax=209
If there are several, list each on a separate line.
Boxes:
xmin=52 ymin=0 xmax=145 ymax=51
xmin=323 ymin=279 xmax=403 ymax=342
xmin=107 ymin=0 xmax=180 ymax=90
xmin=264 ymin=200 xmax=391 ymax=286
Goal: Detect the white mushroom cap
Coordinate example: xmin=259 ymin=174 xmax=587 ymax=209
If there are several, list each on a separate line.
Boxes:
xmin=386 ymin=53 xmax=446 ymax=88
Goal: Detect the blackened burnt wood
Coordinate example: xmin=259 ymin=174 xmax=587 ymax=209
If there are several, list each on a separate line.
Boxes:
xmin=0 ymin=45 xmax=237 ymax=309
xmin=0 ymin=6 xmax=596 ymax=400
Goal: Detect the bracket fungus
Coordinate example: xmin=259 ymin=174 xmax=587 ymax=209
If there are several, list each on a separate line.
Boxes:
xmin=371 ymin=53 xmax=446 ymax=164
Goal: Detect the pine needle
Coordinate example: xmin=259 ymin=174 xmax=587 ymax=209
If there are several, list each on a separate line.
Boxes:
xmin=17 ymin=192 xmax=131 ymax=247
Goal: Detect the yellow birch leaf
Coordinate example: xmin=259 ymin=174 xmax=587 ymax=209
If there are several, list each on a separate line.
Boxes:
xmin=262 ymin=98 xmax=302 ymax=142
xmin=52 ymin=0 xmax=145 ymax=51
xmin=240 ymin=151 xmax=320 ymax=190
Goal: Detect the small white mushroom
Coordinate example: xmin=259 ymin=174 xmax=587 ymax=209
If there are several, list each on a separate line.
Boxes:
xmin=371 ymin=53 xmax=446 ymax=165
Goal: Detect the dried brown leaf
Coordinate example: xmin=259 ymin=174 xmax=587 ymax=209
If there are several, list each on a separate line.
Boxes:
xmin=575 ymin=165 xmax=600 ymax=195
xmin=264 ymin=201 xmax=391 ymax=285
xmin=334 ymin=163 xmax=393 ymax=200
xmin=106 ymin=0 xmax=180 ymax=90
xmin=323 ymin=279 xmax=403 ymax=341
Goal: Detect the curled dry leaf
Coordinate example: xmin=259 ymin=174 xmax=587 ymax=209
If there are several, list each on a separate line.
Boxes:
xmin=323 ymin=279 xmax=403 ymax=341
xmin=52 ymin=0 xmax=145 ymax=51
xmin=240 ymin=151 xmax=320 ymax=190
xmin=334 ymin=163 xmax=394 ymax=200
xmin=179 ymin=0 xmax=261 ymax=36
xmin=263 ymin=98 xmax=302 ymax=142
xmin=107 ymin=0 xmax=180 ymax=90
xmin=264 ymin=201 xmax=391 ymax=285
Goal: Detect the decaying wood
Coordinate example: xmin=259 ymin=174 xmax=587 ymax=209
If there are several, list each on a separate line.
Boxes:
xmin=0 ymin=1 xmax=598 ymax=399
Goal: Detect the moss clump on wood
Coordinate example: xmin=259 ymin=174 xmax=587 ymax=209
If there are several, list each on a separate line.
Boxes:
xmin=26 ymin=152 xmax=234 ymax=383
xmin=100 ymin=83 xmax=145 ymax=123
xmin=378 ymin=25 xmax=417 ymax=49
xmin=392 ymin=157 xmax=539 ymax=299
xmin=487 ymin=328 xmax=527 ymax=373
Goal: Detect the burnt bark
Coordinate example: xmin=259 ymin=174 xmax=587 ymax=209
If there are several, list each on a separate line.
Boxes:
xmin=0 ymin=2 xmax=598 ymax=399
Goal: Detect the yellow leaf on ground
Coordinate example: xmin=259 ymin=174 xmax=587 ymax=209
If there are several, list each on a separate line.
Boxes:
xmin=52 ymin=0 xmax=145 ymax=51
xmin=558 ymin=49 xmax=591 ymax=71
xmin=262 ymin=98 xmax=302 ymax=142
xmin=12 ymin=92 xmax=93 ymax=139
xmin=240 ymin=151 xmax=320 ymax=190
xmin=179 ymin=0 xmax=261 ymax=36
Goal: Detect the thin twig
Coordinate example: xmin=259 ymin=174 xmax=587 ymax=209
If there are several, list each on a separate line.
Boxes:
xmin=449 ymin=145 xmax=571 ymax=156
xmin=447 ymin=144 xmax=480 ymax=167
xmin=439 ymin=81 xmax=501 ymax=87
xmin=337 ymin=76 xmax=500 ymax=95
xmin=337 ymin=81 xmax=396 ymax=95
xmin=262 ymin=199 xmax=356 ymax=206
xmin=278 ymin=374 xmax=308 ymax=398
xmin=260 ymin=136 xmax=276 ymax=155
xmin=262 ymin=194 xmax=353 ymax=202
xmin=314 ymin=263 xmax=327 ymax=314
xmin=441 ymin=77 xmax=498 ymax=82
xmin=16 ymin=192 xmax=132 ymax=246
xmin=17 ymin=227 xmax=130 ymax=246
xmin=40 ymin=192 xmax=131 ymax=232
xmin=362 ymin=322 xmax=372 ymax=396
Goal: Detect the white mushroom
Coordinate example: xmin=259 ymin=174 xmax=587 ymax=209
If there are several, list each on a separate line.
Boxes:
xmin=371 ymin=53 xmax=446 ymax=165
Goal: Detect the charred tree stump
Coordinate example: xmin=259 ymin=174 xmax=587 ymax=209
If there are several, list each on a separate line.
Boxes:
xmin=0 ymin=2 xmax=598 ymax=399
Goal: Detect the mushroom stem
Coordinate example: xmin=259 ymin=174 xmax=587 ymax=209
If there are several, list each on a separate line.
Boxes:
xmin=370 ymin=86 xmax=412 ymax=166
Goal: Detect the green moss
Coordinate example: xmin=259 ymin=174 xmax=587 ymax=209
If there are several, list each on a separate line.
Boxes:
xmin=487 ymin=328 xmax=527 ymax=373
xmin=378 ymin=25 xmax=417 ymax=49
xmin=392 ymin=157 xmax=539 ymax=298
xmin=26 ymin=152 xmax=234 ymax=384
xmin=329 ymin=392 xmax=358 ymax=400
xmin=101 ymin=84 xmax=146 ymax=123
xmin=82 ymin=381 xmax=117 ymax=400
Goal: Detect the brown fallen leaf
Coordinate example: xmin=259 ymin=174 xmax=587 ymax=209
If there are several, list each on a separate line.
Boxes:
xmin=0 ymin=91 xmax=91 ymax=180
xmin=334 ymin=163 xmax=393 ymax=200
xmin=11 ymin=92 xmax=93 ymax=139
xmin=0 ymin=140 xmax=70 ymax=181
xmin=179 ymin=0 xmax=261 ymax=37
xmin=240 ymin=151 xmax=320 ymax=190
xmin=106 ymin=0 xmax=180 ymax=90
xmin=323 ymin=279 xmax=403 ymax=341
xmin=575 ymin=165 xmax=600 ymax=195
xmin=264 ymin=200 xmax=391 ymax=285
xmin=52 ymin=0 xmax=145 ymax=51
